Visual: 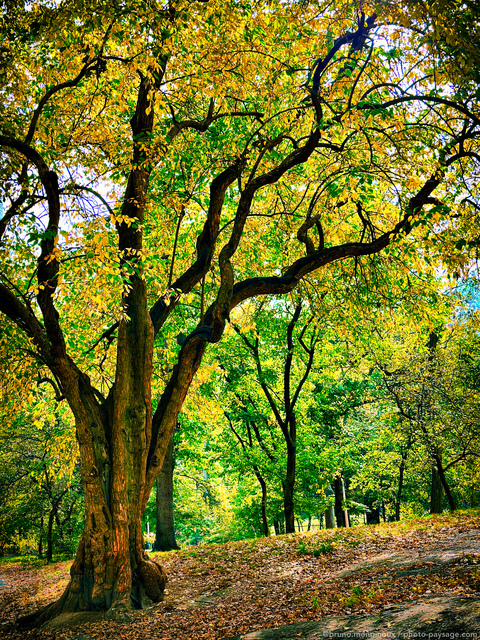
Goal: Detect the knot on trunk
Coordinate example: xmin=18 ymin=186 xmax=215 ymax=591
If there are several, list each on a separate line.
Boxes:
xmin=138 ymin=558 xmax=167 ymax=603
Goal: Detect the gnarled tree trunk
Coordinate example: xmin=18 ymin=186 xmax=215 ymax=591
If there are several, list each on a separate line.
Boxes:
xmin=36 ymin=284 xmax=170 ymax=621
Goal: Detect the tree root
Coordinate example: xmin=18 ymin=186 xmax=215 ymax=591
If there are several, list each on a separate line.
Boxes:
xmin=138 ymin=557 xmax=167 ymax=603
xmin=15 ymin=556 xmax=167 ymax=628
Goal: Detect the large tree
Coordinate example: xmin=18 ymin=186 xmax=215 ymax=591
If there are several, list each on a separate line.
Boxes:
xmin=0 ymin=0 xmax=479 ymax=621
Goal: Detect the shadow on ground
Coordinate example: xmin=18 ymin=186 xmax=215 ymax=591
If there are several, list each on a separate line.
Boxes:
xmin=221 ymin=594 xmax=480 ymax=639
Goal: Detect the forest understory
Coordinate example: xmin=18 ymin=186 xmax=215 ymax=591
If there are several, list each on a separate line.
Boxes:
xmin=0 ymin=510 xmax=479 ymax=640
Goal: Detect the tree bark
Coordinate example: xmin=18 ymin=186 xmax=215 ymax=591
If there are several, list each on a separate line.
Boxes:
xmin=395 ymin=456 xmax=406 ymax=521
xmin=283 ymin=439 xmax=297 ymax=534
xmin=46 ymin=508 xmax=55 ymax=563
xmin=254 ymin=467 xmax=270 ymax=537
xmin=34 ymin=374 xmax=170 ymax=623
xmin=325 ymin=506 xmax=335 ymax=528
xmin=325 ymin=485 xmax=335 ymax=528
xmin=395 ymin=437 xmax=412 ymax=521
xmin=38 ymin=520 xmax=44 ymax=559
xmin=334 ymin=474 xmax=347 ymax=528
xmin=153 ymin=435 xmax=179 ymax=552
xmin=430 ymin=459 xmax=444 ymax=514
xmin=431 ymin=447 xmax=457 ymax=512
xmin=343 ymin=477 xmax=350 ymax=527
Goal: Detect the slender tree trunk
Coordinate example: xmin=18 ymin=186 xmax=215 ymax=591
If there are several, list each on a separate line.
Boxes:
xmin=283 ymin=440 xmax=296 ymax=533
xmin=430 ymin=446 xmax=443 ymax=514
xmin=46 ymin=509 xmax=55 ymax=563
xmin=153 ymin=435 xmax=179 ymax=552
xmin=395 ymin=457 xmax=405 ymax=521
xmin=253 ymin=467 xmax=270 ymax=537
xmin=431 ymin=449 xmax=456 ymax=512
xmin=395 ymin=441 xmax=411 ymax=521
xmin=342 ymin=477 xmax=350 ymax=527
xmin=430 ymin=460 xmax=444 ymax=514
xmin=38 ymin=519 xmax=43 ymax=559
xmin=334 ymin=474 xmax=346 ymax=528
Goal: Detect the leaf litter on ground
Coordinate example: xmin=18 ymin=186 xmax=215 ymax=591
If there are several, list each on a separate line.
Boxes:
xmin=0 ymin=509 xmax=479 ymax=640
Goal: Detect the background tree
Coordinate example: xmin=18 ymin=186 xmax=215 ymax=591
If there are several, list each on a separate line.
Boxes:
xmin=0 ymin=369 xmax=83 ymax=560
xmin=229 ymin=300 xmax=319 ymax=534
xmin=153 ymin=434 xmax=180 ymax=552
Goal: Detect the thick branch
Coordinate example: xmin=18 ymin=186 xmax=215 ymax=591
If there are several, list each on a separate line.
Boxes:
xmin=145 ymin=333 xmax=207 ymax=504
xmin=150 ymin=158 xmax=243 ymax=335
xmin=203 ymin=128 xmax=321 ymax=343
xmin=229 ymin=167 xmax=445 ymax=310
xmin=0 ymin=283 xmax=49 ymax=354
xmin=0 ymin=135 xmax=65 ymax=355
xmin=0 ymin=190 xmax=29 ymax=244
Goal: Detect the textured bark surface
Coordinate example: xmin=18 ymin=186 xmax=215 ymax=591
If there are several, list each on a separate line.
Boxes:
xmin=324 ymin=506 xmax=335 ymax=529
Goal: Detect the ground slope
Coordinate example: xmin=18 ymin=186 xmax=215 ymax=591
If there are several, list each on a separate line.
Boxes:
xmin=0 ymin=510 xmax=479 ymax=639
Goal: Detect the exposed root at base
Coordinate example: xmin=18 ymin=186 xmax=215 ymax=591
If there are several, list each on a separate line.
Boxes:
xmin=139 ymin=557 xmax=168 ymax=603
xmin=13 ymin=556 xmax=167 ymax=629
